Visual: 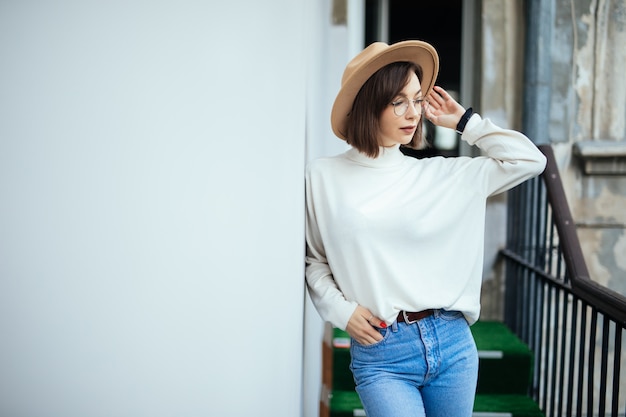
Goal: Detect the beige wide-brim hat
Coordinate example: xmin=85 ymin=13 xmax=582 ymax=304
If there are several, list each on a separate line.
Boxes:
xmin=331 ymin=40 xmax=439 ymax=140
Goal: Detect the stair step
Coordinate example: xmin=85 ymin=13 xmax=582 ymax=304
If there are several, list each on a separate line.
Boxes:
xmin=470 ymin=321 xmax=533 ymax=395
xmin=323 ymin=389 xmax=543 ymax=417
xmin=322 ymin=324 xmax=354 ymax=391
xmin=325 ymin=389 xmax=365 ymax=417
xmin=473 ymin=394 xmax=544 ymax=417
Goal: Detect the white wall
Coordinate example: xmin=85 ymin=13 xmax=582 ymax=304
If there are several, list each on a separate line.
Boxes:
xmin=302 ymin=1 xmax=362 ymax=416
xmin=0 ymin=1 xmax=306 ymax=416
xmin=302 ymin=1 xmax=348 ymax=414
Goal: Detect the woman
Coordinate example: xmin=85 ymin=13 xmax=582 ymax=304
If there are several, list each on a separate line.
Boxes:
xmin=305 ymin=41 xmax=546 ymax=417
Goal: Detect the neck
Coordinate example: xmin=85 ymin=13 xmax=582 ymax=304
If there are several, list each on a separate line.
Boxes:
xmin=346 ymin=144 xmax=405 ymax=168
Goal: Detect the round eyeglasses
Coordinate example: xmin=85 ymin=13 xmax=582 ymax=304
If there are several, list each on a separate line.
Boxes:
xmin=390 ymin=98 xmax=425 ymax=117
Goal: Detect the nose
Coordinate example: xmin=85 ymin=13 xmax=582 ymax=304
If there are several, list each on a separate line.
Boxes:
xmin=406 ymin=101 xmax=421 ymax=118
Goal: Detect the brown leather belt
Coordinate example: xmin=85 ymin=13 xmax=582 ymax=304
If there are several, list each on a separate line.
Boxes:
xmin=397 ymin=309 xmax=435 ymax=324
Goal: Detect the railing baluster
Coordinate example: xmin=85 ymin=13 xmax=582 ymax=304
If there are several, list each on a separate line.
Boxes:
xmin=565 ymin=297 xmax=578 ymax=417
xmin=522 ymin=264 xmax=530 ymax=342
xmin=598 ymin=316 xmax=610 ymax=417
xmin=536 ymin=277 xmax=545 ymax=404
xmin=502 ymin=146 xmax=626 ymax=417
xmin=610 ymin=325 xmax=622 ymax=417
xmin=556 ymin=291 xmax=569 ymax=416
xmin=575 ymin=303 xmax=587 ymax=417
xmin=587 ymin=309 xmax=598 ymax=417
xmin=548 ymin=287 xmax=558 ymax=417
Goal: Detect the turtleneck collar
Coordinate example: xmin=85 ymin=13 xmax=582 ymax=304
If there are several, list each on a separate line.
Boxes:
xmin=345 ymin=144 xmax=406 ymax=168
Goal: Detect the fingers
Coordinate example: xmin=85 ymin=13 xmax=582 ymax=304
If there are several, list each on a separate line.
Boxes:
xmin=346 ymin=306 xmax=386 ymax=346
xmin=426 ymin=86 xmax=444 ymax=105
xmin=364 ymin=310 xmax=387 ymax=329
xmin=360 ymin=332 xmax=383 ymax=345
xmin=423 ymin=101 xmax=439 ymax=124
xmin=424 ymin=86 xmax=466 ymax=130
xmin=423 ymin=101 xmax=434 ymax=119
xmin=435 ymin=85 xmax=451 ymax=100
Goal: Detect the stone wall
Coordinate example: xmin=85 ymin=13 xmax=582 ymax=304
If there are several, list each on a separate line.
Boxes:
xmin=479 ymin=0 xmax=526 ymax=320
xmin=551 ymin=0 xmax=626 ymax=296
xmin=479 ymin=0 xmax=626 ymax=322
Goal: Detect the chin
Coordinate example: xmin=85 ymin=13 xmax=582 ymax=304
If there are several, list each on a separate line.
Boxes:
xmin=381 ymin=137 xmax=412 ymax=147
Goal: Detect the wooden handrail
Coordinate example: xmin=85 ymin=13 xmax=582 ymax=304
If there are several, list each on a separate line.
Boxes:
xmin=538 ymin=144 xmax=626 ymax=325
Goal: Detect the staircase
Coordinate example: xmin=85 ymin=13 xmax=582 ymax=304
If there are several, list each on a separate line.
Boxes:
xmin=320 ymin=320 xmax=544 ymax=417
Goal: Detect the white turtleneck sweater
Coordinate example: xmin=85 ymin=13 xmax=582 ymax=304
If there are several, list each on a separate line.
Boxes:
xmin=305 ymin=114 xmax=547 ymax=330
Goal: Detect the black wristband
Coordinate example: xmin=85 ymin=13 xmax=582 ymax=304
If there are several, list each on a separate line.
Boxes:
xmin=455 ymin=107 xmax=474 ymax=134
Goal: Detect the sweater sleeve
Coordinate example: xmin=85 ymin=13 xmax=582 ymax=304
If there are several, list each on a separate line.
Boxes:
xmin=304 ymin=163 xmax=358 ymax=330
xmin=461 ymin=114 xmax=547 ymax=196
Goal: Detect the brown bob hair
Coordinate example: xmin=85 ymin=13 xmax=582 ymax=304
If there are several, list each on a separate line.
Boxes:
xmin=345 ymin=61 xmax=425 ymax=158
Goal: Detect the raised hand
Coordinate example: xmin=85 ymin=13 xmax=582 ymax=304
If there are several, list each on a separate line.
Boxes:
xmin=424 ymin=86 xmax=466 ymax=130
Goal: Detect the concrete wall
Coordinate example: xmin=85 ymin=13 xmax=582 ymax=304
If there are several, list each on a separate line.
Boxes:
xmin=0 ymin=1 xmax=309 ymax=416
xmin=478 ymin=0 xmax=626 ymax=316
xmin=550 ymin=1 xmax=626 ymax=404
xmin=477 ymin=0 xmax=527 ymax=320
xmin=551 ymin=0 xmax=626 ymax=296
xmin=476 ymin=1 xmax=626 ymax=410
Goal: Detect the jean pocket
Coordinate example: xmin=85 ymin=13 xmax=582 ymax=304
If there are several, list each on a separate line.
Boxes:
xmin=351 ymin=327 xmax=390 ymax=349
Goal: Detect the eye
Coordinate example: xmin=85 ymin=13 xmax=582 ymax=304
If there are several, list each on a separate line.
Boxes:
xmin=391 ymin=99 xmax=406 ymax=107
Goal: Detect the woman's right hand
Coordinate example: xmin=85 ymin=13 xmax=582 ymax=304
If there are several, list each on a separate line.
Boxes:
xmin=424 ymin=86 xmax=466 ymax=130
xmin=345 ymin=305 xmax=386 ymax=345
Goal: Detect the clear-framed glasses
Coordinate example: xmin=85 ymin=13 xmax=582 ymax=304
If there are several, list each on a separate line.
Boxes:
xmin=390 ymin=98 xmax=425 ymax=117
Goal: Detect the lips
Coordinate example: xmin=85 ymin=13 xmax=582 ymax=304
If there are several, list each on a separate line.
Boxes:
xmin=400 ymin=126 xmax=416 ymax=135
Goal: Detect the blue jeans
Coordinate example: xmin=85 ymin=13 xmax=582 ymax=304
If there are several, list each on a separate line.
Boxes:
xmin=349 ymin=310 xmax=478 ymax=417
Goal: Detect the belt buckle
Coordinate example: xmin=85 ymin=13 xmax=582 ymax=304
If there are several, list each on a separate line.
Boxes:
xmin=402 ymin=310 xmax=418 ymax=325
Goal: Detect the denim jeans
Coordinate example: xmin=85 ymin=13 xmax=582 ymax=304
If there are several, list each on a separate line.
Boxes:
xmin=349 ymin=310 xmax=478 ymax=417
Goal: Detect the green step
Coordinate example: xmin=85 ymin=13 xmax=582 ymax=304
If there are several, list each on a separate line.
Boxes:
xmin=325 ymin=326 xmax=355 ymax=391
xmin=327 ymin=390 xmax=365 ymax=417
xmin=470 ymin=321 xmax=533 ymax=395
xmin=327 ymin=390 xmax=543 ymax=417
xmin=473 ymin=394 xmax=544 ymax=417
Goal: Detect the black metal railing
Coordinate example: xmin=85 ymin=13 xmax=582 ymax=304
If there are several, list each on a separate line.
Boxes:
xmin=502 ymin=145 xmax=626 ymax=417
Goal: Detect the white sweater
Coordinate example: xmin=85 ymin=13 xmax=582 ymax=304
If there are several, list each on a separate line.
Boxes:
xmin=305 ymin=114 xmax=547 ymax=330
